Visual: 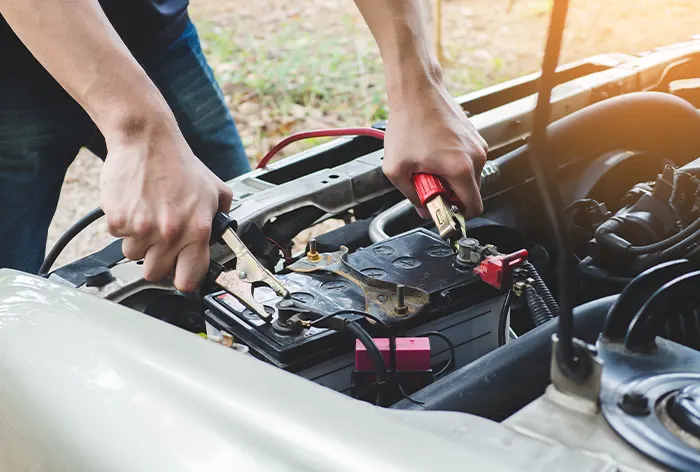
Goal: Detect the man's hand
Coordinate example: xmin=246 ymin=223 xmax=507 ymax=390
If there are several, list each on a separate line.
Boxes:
xmin=100 ymin=116 xmax=232 ymax=292
xmin=354 ymin=0 xmax=488 ymax=218
xmin=382 ymin=81 xmax=487 ymax=219
xmin=1 ymin=0 xmax=231 ymax=290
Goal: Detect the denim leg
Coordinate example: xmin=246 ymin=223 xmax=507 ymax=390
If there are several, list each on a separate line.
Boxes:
xmin=0 ymin=69 xmax=94 ymax=272
xmin=140 ymin=20 xmax=251 ymax=181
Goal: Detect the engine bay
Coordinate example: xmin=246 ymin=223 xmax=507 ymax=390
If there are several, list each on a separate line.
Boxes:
xmin=35 ymin=33 xmax=700 ymax=470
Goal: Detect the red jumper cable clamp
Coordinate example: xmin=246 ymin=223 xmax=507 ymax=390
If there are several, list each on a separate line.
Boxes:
xmin=412 ymin=173 xmax=465 ymax=249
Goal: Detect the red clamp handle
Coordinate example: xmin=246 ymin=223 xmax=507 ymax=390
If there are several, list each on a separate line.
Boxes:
xmin=413 ymin=173 xmax=460 ymax=207
xmin=473 ymin=249 xmax=529 ymax=290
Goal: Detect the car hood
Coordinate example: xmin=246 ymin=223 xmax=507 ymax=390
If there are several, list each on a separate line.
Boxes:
xmin=0 ymin=269 xmax=524 ymax=472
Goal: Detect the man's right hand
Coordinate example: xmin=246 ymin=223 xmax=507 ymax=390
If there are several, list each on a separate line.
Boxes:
xmin=100 ymin=115 xmax=233 ymax=293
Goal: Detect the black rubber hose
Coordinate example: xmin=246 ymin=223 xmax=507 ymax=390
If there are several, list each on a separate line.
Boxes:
xmin=493 ymin=92 xmax=700 ymax=194
xmin=525 ymin=285 xmax=554 ymax=326
xmin=391 ymin=295 xmax=618 ymax=420
xmin=39 ymin=207 xmax=105 ymax=275
xmin=578 ymin=256 xmax=633 ymax=285
xmin=523 ymin=261 xmax=559 ymax=317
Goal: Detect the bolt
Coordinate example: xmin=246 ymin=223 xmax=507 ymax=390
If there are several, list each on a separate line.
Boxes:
xmin=307 ymin=238 xmax=321 ymax=262
xmin=619 ymin=392 xmax=650 ymax=416
xmin=238 ymin=271 xmax=247 ymax=280
xmin=394 ymin=284 xmax=409 ymax=315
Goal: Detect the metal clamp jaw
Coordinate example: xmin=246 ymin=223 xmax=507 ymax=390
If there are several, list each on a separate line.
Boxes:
xmin=210 ymin=212 xmax=290 ymax=323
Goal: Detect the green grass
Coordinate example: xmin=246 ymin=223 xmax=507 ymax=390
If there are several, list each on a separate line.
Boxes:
xmin=196 ymin=14 xmax=504 ymax=161
xmin=199 ymin=16 xmax=388 ymax=124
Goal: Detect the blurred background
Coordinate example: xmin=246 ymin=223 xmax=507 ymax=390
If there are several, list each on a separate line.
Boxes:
xmin=48 ymin=0 xmax=700 ymax=267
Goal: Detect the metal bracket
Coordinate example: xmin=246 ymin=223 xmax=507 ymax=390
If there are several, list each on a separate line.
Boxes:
xmin=287 ymin=246 xmax=429 ymax=325
xmin=550 ymin=334 xmax=604 ymax=403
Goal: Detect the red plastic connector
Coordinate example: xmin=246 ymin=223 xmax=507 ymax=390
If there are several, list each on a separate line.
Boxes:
xmin=355 ymin=338 xmax=431 ymax=371
xmin=473 ymin=249 xmax=529 ymax=290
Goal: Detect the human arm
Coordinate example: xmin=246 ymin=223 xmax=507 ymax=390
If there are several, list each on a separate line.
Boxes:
xmin=0 ymin=0 xmax=231 ymax=291
xmin=353 ymin=0 xmax=488 ymax=218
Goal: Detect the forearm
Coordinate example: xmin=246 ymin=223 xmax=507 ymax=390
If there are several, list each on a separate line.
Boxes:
xmin=0 ymin=0 xmax=174 ymax=142
xmin=353 ymin=0 xmax=443 ymax=106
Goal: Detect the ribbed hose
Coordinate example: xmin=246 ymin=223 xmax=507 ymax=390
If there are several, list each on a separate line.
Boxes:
xmin=526 ymin=285 xmax=554 ymax=326
xmin=523 ymin=261 xmax=560 ymax=317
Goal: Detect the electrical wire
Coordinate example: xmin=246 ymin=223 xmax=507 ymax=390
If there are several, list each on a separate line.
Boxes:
xmin=414 ymin=331 xmax=456 ymax=378
xmin=310 ymin=309 xmax=390 ymax=332
xmin=345 ymin=321 xmax=389 ymax=405
xmin=627 ymin=217 xmax=700 ymax=254
xmin=658 ymin=228 xmax=700 ymax=258
xmin=256 ymin=127 xmax=386 ymax=169
xmin=527 ymin=0 xmax=579 ymax=375
xmin=498 ymin=290 xmax=514 ymax=346
xmin=39 ymin=206 xmax=105 ymax=275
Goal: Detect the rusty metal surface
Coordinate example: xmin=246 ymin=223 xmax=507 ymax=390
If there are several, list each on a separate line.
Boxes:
xmin=288 ymin=247 xmax=430 ymax=323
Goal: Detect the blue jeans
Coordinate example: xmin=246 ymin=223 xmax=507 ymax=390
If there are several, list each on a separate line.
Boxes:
xmin=0 ymin=20 xmax=250 ymax=273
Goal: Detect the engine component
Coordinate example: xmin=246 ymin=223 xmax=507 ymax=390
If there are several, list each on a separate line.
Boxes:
xmin=204 ymin=228 xmax=505 ymax=385
xmin=590 ymin=157 xmax=700 ymax=276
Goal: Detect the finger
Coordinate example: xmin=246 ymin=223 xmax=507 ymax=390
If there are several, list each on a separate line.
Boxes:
xmin=416 ymin=207 xmax=430 ymax=219
xmin=121 ymin=236 xmax=151 ymax=261
xmin=104 ymin=209 xmax=129 ymax=238
xmin=382 ymin=161 xmax=422 ymax=209
xmin=446 ymin=161 xmax=483 ymax=218
xmin=218 ymin=183 xmax=234 ymax=213
xmin=142 ymin=243 xmax=178 ymax=284
xmin=173 ymin=241 xmax=210 ymax=293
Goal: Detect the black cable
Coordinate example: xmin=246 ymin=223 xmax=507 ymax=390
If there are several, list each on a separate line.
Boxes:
xmin=659 ymin=228 xmax=700 ymax=259
xmin=498 ymin=290 xmax=514 ymax=346
xmin=524 ymin=261 xmax=560 ymax=317
xmin=39 ymin=206 xmax=105 ymax=275
xmin=528 ymin=0 xmax=579 ymax=376
xmin=310 ymin=309 xmax=390 ymax=332
xmin=345 ymin=321 xmax=389 ymax=397
xmin=414 ymin=331 xmax=456 ymax=378
xmin=627 ymin=217 xmax=700 ymax=255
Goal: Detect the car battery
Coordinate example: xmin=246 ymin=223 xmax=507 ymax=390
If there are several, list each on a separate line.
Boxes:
xmin=204 ymin=228 xmax=503 ymax=374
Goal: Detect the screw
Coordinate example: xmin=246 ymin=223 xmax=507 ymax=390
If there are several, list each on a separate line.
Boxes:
xmin=238 ymin=271 xmax=247 ymax=280
xmin=307 ymin=238 xmax=321 ymax=262
xmin=394 ymin=284 xmax=409 ymax=315
xmin=619 ymin=392 xmax=650 ymax=416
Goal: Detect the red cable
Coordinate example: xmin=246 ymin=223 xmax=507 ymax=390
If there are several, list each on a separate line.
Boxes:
xmin=256 ymin=127 xmax=386 ymax=169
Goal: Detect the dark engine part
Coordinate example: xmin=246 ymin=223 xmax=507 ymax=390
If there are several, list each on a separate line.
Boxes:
xmin=590 ymin=156 xmax=700 ymax=275
xmin=204 ymin=229 xmax=506 ymax=394
xmin=392 ymin=294 xmax=616 ymax=420
xmin=596 ymin=265 xmax=700 ymax=472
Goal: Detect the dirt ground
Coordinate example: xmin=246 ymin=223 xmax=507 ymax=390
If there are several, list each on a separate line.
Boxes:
xmin=47 ymin=0 xmax=700 ymax=268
